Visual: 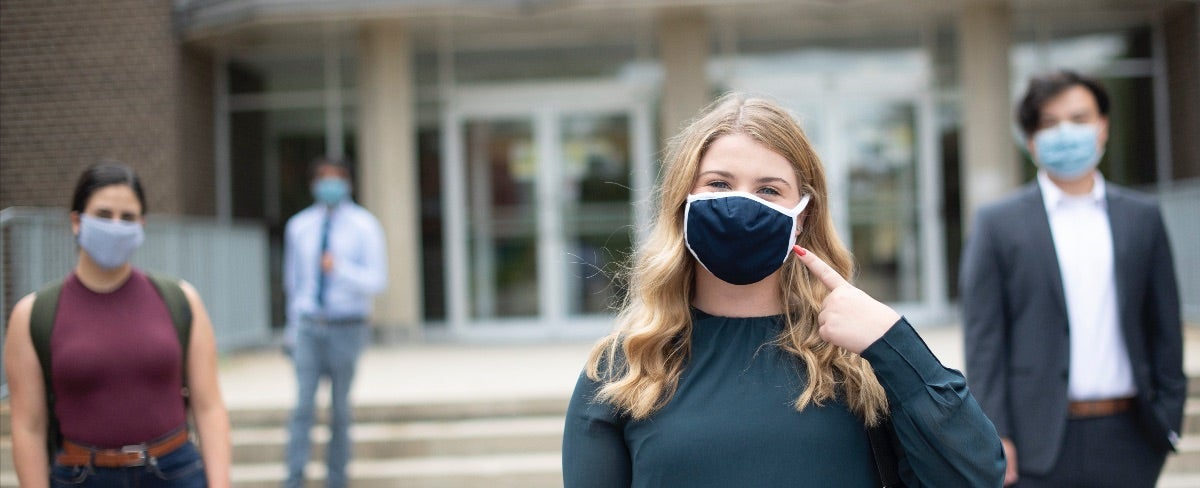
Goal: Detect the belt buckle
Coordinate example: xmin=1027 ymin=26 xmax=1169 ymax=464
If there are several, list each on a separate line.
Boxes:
xmin=120 ymin=444 xmax=148 ymax=466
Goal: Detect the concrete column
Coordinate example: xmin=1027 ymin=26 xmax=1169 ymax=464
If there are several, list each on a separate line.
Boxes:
xmin=958 ymin=1 xmax=1017 ymax=226
xmin=657 ymin=8 xmax=711 ymax=138
xmin=358 ymin=21 xmax=422 ymax=341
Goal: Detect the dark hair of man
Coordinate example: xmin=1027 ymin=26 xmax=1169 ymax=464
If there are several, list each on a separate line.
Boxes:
xmin=1016 ymin=70 xmax=1111 ymax=138
xmin=309 ymin=156 xmax=354 ymax=182
xmin=70 ymin=160 xmax=147 ymax=214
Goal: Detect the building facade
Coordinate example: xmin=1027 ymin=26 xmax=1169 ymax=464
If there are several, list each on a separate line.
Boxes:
xmin=3 ymin=0 xmax=1198 ymax=342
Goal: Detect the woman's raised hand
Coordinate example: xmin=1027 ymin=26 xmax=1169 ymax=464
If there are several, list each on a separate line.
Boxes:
xmin=793 ymin=246 xmax=901 ymax=354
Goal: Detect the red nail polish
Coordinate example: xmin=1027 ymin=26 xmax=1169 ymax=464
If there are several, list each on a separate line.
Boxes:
xmin=793 ymin=245 xmax=806 ymax=256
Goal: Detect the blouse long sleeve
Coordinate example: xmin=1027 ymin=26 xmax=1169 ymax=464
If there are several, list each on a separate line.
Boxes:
xmin=562 ymin=370 xmax=632 ymax=488
xmin=861 ymin=318 xmax=1006 ymax=488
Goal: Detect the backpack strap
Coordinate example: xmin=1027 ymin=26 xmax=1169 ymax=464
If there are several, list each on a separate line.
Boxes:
xmin=867 ymin=417 xmax=904 ymax=487
xmin=146 ymin=274 xmax=193 ymax=403
xmin=29 ymin=281 xmax=65 ymax=462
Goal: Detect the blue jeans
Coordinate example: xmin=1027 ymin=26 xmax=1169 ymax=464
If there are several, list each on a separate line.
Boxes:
xmin=285 ymin=319 xmax=368 ymax=488
xmin=50 ymin=441 xmax=206 ymax=488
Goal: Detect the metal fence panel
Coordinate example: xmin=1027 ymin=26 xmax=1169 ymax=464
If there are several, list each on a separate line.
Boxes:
xmin=1 ymin=208 xmax=272 ymax=396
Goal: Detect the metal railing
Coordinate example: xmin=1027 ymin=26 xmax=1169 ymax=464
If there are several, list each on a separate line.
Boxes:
xmin=1 ymin=208 xmax=273 ymax=397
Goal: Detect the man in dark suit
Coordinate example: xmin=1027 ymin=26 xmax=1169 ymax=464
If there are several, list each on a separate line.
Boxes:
xmin=960 ymin=70 xmax=1185 ymax=487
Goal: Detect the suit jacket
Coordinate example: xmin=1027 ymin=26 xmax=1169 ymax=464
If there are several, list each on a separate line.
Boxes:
xmin=959 ymin=179 xmax=1185 ymax=475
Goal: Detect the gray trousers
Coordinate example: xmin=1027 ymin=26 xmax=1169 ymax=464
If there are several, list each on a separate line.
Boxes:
xmin=285 ymin=319 xmax=368 ymax=488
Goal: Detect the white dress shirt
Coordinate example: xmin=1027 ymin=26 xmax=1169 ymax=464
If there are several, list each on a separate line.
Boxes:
xmin=1038 ymin=171 xmax=1136 ymax=401
xmin=283 ymin=199 xmax=388 ymax=326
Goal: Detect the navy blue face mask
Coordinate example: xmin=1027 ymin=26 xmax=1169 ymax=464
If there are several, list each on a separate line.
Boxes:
xmin=684 ymin=192 xmax=811 ymax=285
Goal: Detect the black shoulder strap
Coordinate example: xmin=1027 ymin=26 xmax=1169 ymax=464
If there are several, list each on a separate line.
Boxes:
xmin=867 ymin=417 xmax=904 ymax=487
xmin=29 ymin=281 xmax=65 ymax=461
xmin=146 ymin=274 xmax=193 ymax=403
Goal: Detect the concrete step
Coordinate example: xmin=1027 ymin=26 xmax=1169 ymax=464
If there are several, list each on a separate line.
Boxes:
xmin=230 ymin=452 xmax=562 ymax=488
xmin=0 ymin=452 xmax=562 ymax=488
xmin=227 ymin=396 xmax=569 ymax=428
xmin=1184 ymin=402 xmax=1200 ymax=437
xmin=0 ymin=396 xmax=568 ymax=429
xmin=231 ymin=415 xmax=563 ymax=463
xmin=1 ymin=398 xmax=569 ymax=488
xmin=1158 ymin=472 xmax=1200 ymax=488
xmin=8 ymin=382 xmax=1200 ymax=487
xmin=1188 ymin=376 xmax=1200 ymax=399
xmin=1165 ymin=436 xmax=1200 ymax=473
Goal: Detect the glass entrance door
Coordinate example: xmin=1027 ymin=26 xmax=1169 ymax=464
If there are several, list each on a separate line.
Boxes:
xmin=463 ymin=119 xmax=539 ymax=319
xmin=442 ymin=83 xmax=652 ymax=338
xmin=842 ymin=99 xmax=923 ymax=303
xmin=726 ymin=78 xmax=948 ymax=321
xmin=560 ymin=113 xmax=634 ymax=317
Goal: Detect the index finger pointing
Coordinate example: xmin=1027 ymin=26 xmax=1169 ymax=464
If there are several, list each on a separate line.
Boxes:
xmin=793 ymin=245 xmax=850 ymax=291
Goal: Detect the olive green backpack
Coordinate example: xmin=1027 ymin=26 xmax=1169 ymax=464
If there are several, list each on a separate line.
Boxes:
xmin=28 ymin=274 xmax=192 ymax=460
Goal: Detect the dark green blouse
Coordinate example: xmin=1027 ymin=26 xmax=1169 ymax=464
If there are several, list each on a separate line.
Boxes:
xmin=562 ymin=311 xmax=1005 ymax=487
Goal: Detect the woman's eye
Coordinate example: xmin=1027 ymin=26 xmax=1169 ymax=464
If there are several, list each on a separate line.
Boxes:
xmin=120 ymin=213 xmax=139 ymax=222
xmin=706 ymin=180 xmax=731 ymax=190
xmin=757 ymin=187 xmax=781 ymax=196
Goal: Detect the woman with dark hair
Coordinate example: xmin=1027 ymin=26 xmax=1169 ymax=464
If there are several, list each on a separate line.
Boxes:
xmin=4 ymin=161 xmax=232 ymax=487
xmin=562 ymin=94 xmax=1005 ymax=487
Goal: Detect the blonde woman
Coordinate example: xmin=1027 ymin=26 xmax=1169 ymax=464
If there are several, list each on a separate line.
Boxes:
xmin=562 ymin=94 xmax=1004 ymax=487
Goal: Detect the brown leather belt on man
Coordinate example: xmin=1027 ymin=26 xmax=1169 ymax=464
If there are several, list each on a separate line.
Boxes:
xmin=1067 ymin=397 xmax=1134 ymax=418
xmin=55 ymin=428 xmax=190 ymax=467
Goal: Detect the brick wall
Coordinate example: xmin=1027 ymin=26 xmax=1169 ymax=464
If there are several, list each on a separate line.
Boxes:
xmin=177 ymin=46 xmax=216 ymax=216
xmin=0 ymin=0 xmax=214 ymax=215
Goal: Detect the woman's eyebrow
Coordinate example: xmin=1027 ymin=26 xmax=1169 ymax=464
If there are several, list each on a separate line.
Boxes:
xmin=757 ymin=176 xmax=793 ymax=188
xmin=697 ymin=170 xmax=734 ymax=179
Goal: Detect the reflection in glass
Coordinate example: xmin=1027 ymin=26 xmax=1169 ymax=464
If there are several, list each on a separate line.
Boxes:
xmin=465 ymin=120 xmax=539 ymax=319
xmin=844 ymin=101 xmax=921 ymax=302
xmin=560 ymin=114 xmax=633 ymax=316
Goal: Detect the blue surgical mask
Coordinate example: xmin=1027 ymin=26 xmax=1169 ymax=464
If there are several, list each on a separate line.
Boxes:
xmin=78 ymin=214 xmax=144 ymax=269
xmin=1033 ymin=122 xmax=1104 ymax=179
xmin=312 ymin=177 xmax=350 ymax=205
xmin=684 ymin=192 xmax=811 ymax=285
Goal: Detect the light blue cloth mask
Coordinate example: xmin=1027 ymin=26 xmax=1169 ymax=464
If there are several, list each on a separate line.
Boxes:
xmin=78 ymin=214 xmax=144 ymax=269
xmin=312 ymin=177 xmax=350 ymax=205
xmin=1033 ymin=122 xmax=1104 ymax=179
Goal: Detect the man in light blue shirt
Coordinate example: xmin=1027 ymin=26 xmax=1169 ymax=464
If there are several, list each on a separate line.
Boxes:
xmin=283 ymin=156 xmax=387 ymax=488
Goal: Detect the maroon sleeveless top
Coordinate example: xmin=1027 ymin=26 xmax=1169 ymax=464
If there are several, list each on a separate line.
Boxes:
xmin=50 ymin=269 xmax=187 ymax=447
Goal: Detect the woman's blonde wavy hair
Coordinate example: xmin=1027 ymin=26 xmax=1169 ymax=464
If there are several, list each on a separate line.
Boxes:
xmin=586 ymin=93 xmax=889 ymax=425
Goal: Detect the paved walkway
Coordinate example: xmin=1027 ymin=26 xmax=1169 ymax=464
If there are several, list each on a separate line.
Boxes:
xmin=219 ymin=340 xmax=593 ymax=410
xmin=218 ymin=324 xmax=1200 ymax=411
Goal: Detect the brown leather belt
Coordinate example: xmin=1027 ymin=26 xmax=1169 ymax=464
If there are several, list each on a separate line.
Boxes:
xmin=1068 ymin=397 xmax=1134 ymax=418
xmin=56 ymin=428 xmax=189 ymax=467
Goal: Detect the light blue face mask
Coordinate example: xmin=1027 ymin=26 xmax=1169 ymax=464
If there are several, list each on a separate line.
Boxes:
xmin=312 ymin=177 xmax=350 ymax=205
xmin=1033 ymin=122 xmax=1104 ymax=180
xmin=78 ymin=214 xmax=144 ymax=269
